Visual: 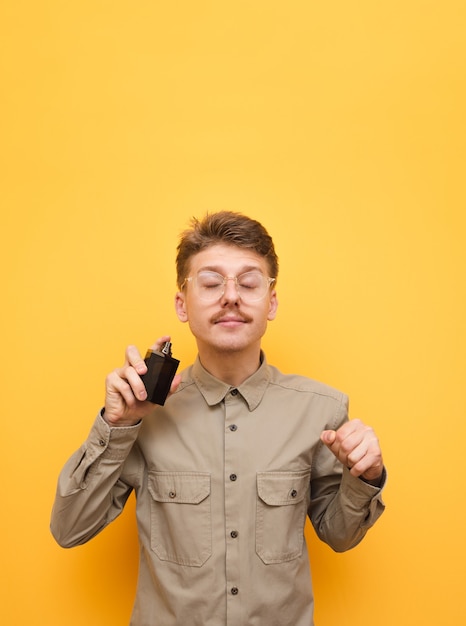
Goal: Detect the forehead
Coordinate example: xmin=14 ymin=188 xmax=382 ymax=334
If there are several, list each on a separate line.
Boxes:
xmin=188 ymin=244 xmax=269 ymax=274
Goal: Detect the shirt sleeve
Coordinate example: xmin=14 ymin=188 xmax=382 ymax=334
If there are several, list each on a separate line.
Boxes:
xmin=50 ymin=412 xmax=142 ymax=548
xmin=308 ymin=395 xmax=386 ymax=552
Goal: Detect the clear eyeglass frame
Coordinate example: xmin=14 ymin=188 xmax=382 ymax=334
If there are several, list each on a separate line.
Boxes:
xmin=182 ymin=270 xmax=276 ymax=303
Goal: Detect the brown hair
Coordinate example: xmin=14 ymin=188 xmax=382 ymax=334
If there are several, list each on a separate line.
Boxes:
xmin=176 ymin=211 xmax=279 ymax=288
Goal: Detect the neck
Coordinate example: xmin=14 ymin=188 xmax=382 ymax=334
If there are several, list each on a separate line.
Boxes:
xmin=197 ymin=344 xmax=262 ymax=387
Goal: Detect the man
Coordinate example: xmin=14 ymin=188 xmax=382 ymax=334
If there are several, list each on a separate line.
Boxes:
xmin=51 ymin=211 xmax=386 ymax=626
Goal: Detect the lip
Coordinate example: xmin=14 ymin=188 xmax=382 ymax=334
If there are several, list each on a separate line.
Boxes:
xmin=214 ymin=317 xmax=246 ymax=326
xmin=213 ymin=315 xmax=248 ymax=326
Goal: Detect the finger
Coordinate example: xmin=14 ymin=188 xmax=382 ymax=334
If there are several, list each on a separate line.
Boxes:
xmin=347 ymin=436 xmax=383 ymax=477
xmin=349 ymin=450 xmax=383 ymax=478
xmin=334 ymin=420 xmax=370 ymax=458
xmin=321 ymin=425 xmax=361 ymax=454
xmin=321 ymin=424 xmax=368 ymax=467
xmin=149 ymin=335 xmax=172 ymax=353
xmin=106 ymin=370 xmax=140 ymax=407
xmin=122 ymin=365 xmax=148 ymax=401
xmin=320 ymin=430 xmax=337 ymax=446
xmin=346 ymin=438 xmax=371 ymax=470
xmin=333 ymin=418 xmax=365 ymax=445
xmin=125 ymin=345 xmax=147 ymax=375
xmin=170 ymin=373 xmax=182 ymax=395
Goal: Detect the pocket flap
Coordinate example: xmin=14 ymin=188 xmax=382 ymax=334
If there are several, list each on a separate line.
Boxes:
xmin=257 ymin=470 xmax=310 ymax=506
xmin=148 ymin=471 xmax=211 ymax=504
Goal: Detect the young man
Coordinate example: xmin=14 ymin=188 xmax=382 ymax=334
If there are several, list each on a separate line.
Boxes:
xmin=51 ymin=211 xmax=386 ymax=626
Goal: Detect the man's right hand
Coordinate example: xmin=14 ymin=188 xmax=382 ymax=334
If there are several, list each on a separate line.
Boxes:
xmin=103 ymin=336 xmax=181 ymax=426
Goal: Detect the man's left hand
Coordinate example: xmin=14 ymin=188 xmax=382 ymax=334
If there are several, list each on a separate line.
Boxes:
xmin=321 ymin=419 xmax=384 ymax=485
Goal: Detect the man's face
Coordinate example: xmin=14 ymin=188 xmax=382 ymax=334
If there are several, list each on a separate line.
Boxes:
xmin=175 ymin=244 xmax=278 ymax=356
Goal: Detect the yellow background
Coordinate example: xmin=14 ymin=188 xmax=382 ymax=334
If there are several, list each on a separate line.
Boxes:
xmin=1 ymin=1 xmax=465 ymax=624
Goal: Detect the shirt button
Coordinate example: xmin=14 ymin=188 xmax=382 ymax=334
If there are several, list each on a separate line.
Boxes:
xmin=229 ymin=424 xmax=238 ymax=432
xmin=230 ymin=388 xmax=238 ymax=396
xmin=169 ymin=491 xmax=176 ymax=499
xmin=290 ymin=489 xmax=298 ymax=498
xmin=230 ymin=530 xmax=239 ymax=539
xmin=98 ymin=439 xmax=106 ymax=447
xmin=231 ymin=587 xmax=239 ymax=595
xmin=230 ymin=473 xmax=237 ymax=481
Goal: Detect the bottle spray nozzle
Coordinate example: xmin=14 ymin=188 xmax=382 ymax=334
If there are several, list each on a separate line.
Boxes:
xmin=161 ymin=341 xmax=172 ymax=356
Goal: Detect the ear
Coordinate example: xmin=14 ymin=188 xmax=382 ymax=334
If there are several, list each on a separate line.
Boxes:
xmin=267 ymin=290 xmax=278 ymax=321
xmin=175 ymin=291 xmax=188 ymax=322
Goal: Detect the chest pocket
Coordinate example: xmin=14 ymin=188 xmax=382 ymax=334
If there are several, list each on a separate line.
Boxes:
xmin=256 ymin=470 xmax=310 ymax=564
xmin=148 ymin=471 xmax=211 ymax=567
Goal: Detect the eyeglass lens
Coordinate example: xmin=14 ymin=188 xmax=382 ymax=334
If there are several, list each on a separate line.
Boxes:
xmin=194 ymin=271 xmax=270 ymax=301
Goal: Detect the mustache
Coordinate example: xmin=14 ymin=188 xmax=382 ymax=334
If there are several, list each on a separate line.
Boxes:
xmin=210 ymin=310 xmax=253 ymax=324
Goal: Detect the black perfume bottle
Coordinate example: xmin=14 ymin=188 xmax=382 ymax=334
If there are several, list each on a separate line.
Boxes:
xmin=140 ymin=341 xmax=180 ymax=406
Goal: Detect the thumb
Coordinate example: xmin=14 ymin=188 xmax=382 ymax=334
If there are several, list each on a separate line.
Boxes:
xmin=321 ymin=430 xmax=337 ymax=446
xmin=169 ymin=373 xmax=182 ymax=395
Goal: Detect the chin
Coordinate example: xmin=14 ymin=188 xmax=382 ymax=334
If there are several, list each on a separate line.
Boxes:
xmin=211 ymin=339 xmax=247 ymax=353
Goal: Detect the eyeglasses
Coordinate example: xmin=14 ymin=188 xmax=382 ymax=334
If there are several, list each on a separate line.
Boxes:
xmin=182 ymin=271 xmax=276 ymax=303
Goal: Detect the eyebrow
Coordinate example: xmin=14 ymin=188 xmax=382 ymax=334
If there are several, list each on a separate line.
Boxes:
xmin=197 ymin=264 xmax=264 ymax=275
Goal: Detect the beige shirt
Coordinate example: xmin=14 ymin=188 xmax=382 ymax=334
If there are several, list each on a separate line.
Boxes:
xmin=51 ymin=354 xmax=385 ymax=626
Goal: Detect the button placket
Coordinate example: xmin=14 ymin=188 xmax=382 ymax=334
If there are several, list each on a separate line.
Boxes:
xmin=224 ymin=386 xmax=242 ymax=614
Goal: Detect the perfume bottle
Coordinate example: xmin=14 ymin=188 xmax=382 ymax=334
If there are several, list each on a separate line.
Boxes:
xmin=140 ymin=341 xmax=180 ymax=406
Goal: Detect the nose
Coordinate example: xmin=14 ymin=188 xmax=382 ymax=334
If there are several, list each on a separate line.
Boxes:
xmin=220 ymin=277 xmax=240 ymax=305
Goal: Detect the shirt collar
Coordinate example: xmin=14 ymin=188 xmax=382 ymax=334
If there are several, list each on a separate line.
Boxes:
xmin=191 ymin=351 xmax=271 ymax=411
